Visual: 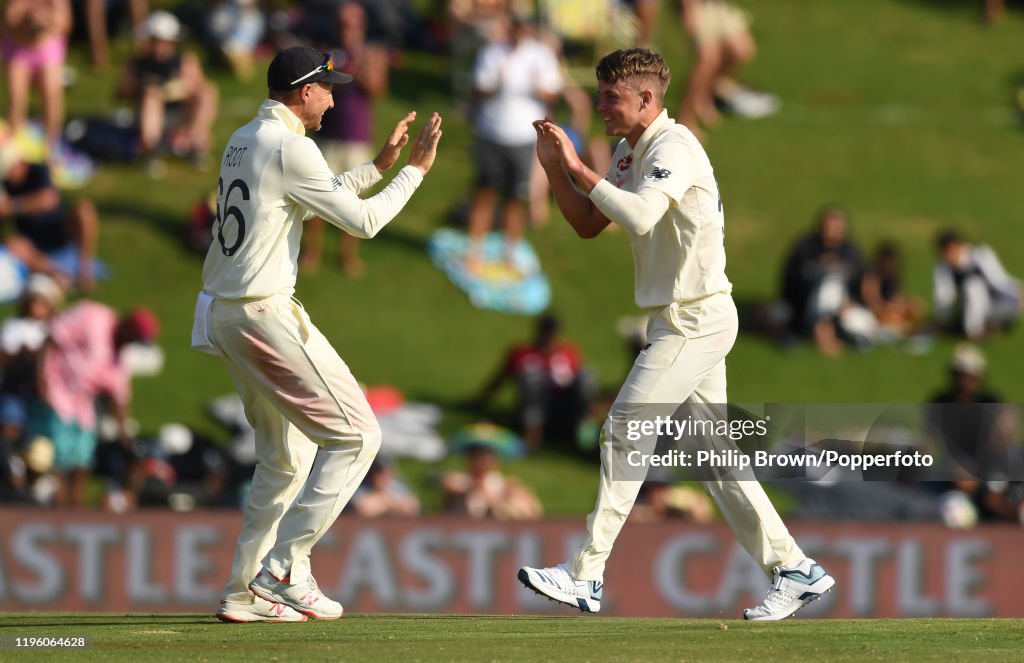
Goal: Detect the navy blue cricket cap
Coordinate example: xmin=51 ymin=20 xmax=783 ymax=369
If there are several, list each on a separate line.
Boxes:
xmin=267 ymin=46 xmax=352 ymax=91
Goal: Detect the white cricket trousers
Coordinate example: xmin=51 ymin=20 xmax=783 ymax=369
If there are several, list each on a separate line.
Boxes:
xmin=568 ymin=292 xmax=805 ymax=581
xmin=209 ymin=294 xmax=381 ymax=600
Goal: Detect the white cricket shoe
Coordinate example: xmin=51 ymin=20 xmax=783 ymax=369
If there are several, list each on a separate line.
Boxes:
xmin=518 ymin=564 xmax=603 ymax=613
xmin=216 ymin=594 xmax=308 ymax=623
xmin=743 ymin=558 xmax=835 ymax=621
xmin=249 ymin=569 xmax=344 ymax=620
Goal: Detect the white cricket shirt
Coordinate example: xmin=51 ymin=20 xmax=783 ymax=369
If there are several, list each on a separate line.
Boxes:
xmin=590 ymin=110 xmax=732 ymax=308
xmin=201 ymin=100 xmax=423 ymax=299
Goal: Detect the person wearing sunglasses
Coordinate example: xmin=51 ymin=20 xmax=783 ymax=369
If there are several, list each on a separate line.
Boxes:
xmin=195 ymin=45 xmax=443 ymax=623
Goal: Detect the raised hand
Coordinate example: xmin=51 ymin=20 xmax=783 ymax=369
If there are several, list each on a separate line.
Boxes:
xmin=408 ymin=112 xmax=443 ymax=176
xmin=533 ymin=119 xmax=562 ymax=169
xmin=533 ymin=120 xmax=582 ymax=173
xmin=373 ymin=111 xmax=416 ymax=172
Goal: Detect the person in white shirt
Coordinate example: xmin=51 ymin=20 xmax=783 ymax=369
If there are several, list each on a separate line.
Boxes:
xmin=194 ymin=46 xmax=442 ymax=623
xmin=517 ymin=48 xmax=834 ymax=621
xmin=465 ymin=13 xmax=562 ymax=270
xmin=0 ymin=273 xmax=62 ymax=358
xmin=933 ymin=230 xmax=1022 ymax=340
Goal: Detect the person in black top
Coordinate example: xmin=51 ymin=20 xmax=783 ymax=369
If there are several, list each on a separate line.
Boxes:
xmin=117 ymin=11 xmax=219 ymax=165
xmin=860 ymin=242 xmax=923 ymax=338
xmin=0 ymin=146 xmax=99 ymax=292
xmin=927 ymin=343 xmax=1023 ymax=523
xmin=781 ymin=206 xmax=865 ymax=355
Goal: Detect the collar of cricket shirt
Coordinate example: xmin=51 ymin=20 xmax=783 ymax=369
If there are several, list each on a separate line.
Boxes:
xmin=259 ymin=99 xmax=306 ymax=136
xmin=630 ymin=109 xmax=671 ymax=161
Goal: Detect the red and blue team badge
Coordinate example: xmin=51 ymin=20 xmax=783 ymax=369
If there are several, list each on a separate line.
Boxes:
xmin=615 ymin=155 xmax=633 ymax=186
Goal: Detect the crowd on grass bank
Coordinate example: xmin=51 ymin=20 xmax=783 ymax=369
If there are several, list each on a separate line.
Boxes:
xmin=760 ymin=206 xmax=1022 ymax=357
xmin=0 ymin=1 xmax=1021 ymax=528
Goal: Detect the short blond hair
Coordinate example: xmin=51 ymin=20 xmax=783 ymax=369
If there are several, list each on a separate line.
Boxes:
xmin=596 ymin=48 xmax=671 ymax=101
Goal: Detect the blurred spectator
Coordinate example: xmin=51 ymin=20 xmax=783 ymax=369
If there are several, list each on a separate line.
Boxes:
xmin=632 ymin=481 xmax=716 ymax=523
xmin=448 ymin=0 xmax=521 ymax=105
xmin=0 ymin=235 xmax=74 ymax=299
xmin=100 ymin=422 xmax=233 ymax=512
xmin=362 ymin=0 xmax=408 ymax=52
xmin=677 ymin=0 xmax=779 ymax=139
xmin=0 ymin=274 xmax=63 ymax=423
xmin=629 ymin=0 xmax=659 ymax=48
xmin=83 ymin=0 xmax=148 ymax=70
xmin=0 ymin=141 xmax=100 ymax=292
xmin=780 ymin=206 xmax=869 ymax=355
xmin=984 ymin=0 xmax=1005 ymax=24
xmin=0 ymin=434 xmax=58 ymax=504
xmin=206 ymin=0 xmax=266 ymax=81
xmin=350 ymin=458 xmax=421 ymax=517
xmin=161 ymin=425 xmax=234 ymax=509
xmin=185 ymin=189 xmax=216 ymax=254
xmin=126 ymin=440 xmax=177 ymax=508
xmin=442 ymin=443 xmax=542 ymax=520
xmin=1 ymin=0 xmax=71 ymax=148
xmin=301 ymin=1 xmax=389 ymax=277
xmin=859 ymin=242 xmax=924 ymax=339
xmin=933 ymin=230 xmax=1022 ymax=341
xmin=927 ymin=344 xmax=1023 ymax=524
xmin=97 ymin=422 xmax=237 ymax=512
xmin=0 ymin=421 xmax=28 ymax=501
xmin=472 ymin=314 xmax=593 ymax=451
xmin=117 ymin=11 xmax=219 ymax=169
xmin=449 ymin=420 xmax=525 ymax=457
xmin=28 ymin=301 xmax=159 ymax=507
xmin=0 ymin=286 xmax=51 ymax=505
xmin=465 ymin=13 xmax=562 ymax=271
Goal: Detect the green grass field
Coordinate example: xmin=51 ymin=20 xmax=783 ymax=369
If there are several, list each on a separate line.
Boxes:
xmin=1 ymin=0 xmax=1023 ymax=514
xmin=2 ymin=614 xmax=1023 ymax=662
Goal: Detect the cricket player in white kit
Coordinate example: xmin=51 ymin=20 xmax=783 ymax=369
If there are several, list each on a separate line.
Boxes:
xmin=518 ymin=49 xmax=835 ymax=620
xmin=193 ymin=46 xmax=442 ymax=622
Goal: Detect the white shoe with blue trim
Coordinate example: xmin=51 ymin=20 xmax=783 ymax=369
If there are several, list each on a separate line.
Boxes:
xmin=518 ymin=564 xmax=603 ymax=613
xmin=743 ymin=558 xmax=835 ymax=621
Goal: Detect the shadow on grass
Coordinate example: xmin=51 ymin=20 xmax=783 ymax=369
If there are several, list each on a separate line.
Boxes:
xmin=374 ymin=224 xmax=430 ymax=255
xmin=0 ymin=616 xmax=217 ymax=627
xmin=894 ymin=0 xmax=1017 ymax=12
xmin=348 ymin=614 xmax=582 ymax=621
xmin=98 ymin=200 xmax=197 ymax=255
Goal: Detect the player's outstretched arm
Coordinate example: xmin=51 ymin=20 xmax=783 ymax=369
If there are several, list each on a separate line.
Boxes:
xmin=287 ymin=116 xmax=441 ymax=239
xmin=407 ymin=112 xmax=443 ymax=176
xmin=533 ymin=120 xmax=611 ymax=239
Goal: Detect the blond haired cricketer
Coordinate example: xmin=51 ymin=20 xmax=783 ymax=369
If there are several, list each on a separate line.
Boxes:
xmin=517 ymin=48 xmax=834 ymax=621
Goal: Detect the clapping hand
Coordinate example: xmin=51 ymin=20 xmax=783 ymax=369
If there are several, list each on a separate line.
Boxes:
xmin=407 ymin=112 xmax=443 ymax=176
xmin=532 ymin=119 xmax=582 ymax=174
xmin=373 ymin=111 xmax=416 ymax=172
